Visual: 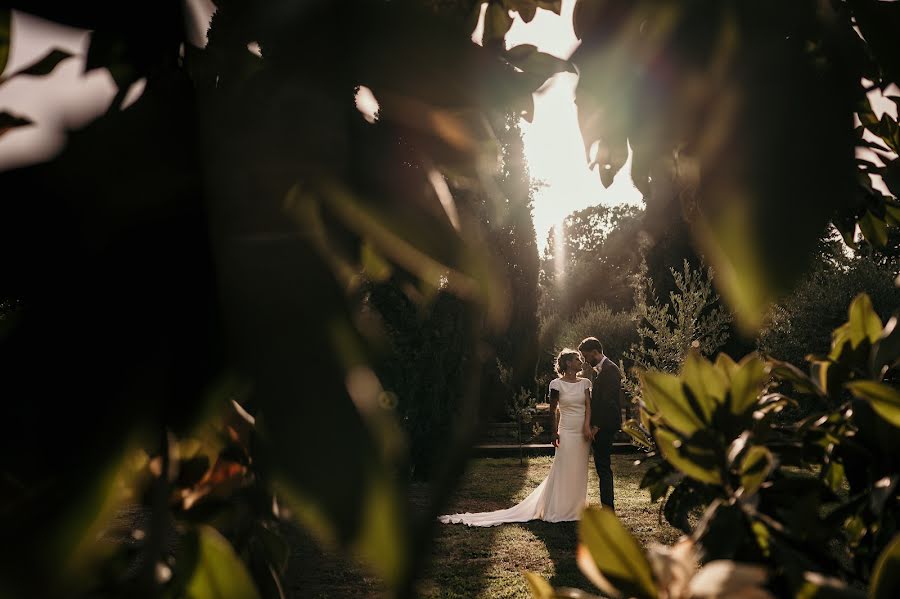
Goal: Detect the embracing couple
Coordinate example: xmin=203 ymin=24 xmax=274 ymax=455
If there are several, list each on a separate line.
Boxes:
xmin=439 ymin=337 xmax=624 ymax=527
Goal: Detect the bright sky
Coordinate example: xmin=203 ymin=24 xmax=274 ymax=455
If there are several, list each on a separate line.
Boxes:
xmin=504 ymin=0 xmax=643 ymax=253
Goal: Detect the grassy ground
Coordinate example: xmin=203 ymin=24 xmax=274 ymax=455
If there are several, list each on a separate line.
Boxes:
xmin=285 ymin=454 xmax=680 ymax=598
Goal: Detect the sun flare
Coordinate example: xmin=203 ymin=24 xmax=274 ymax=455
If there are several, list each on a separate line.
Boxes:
xmin=504 ymin=0 xmax=644 ymax=254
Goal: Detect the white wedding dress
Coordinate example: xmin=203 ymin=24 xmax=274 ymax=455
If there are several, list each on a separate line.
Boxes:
xmin=439 ymin=377 xmax=591 ymax=526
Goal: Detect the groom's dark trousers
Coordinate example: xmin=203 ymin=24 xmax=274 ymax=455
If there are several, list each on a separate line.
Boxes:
xmin=592 ymin=428 xmax=616 ymax=509
xmin=589 ymin=357 xmax=624 ymax=510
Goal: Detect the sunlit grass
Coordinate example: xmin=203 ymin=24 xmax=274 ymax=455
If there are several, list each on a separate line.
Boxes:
xmin=285 ymin=454 xmax=680 ymax=598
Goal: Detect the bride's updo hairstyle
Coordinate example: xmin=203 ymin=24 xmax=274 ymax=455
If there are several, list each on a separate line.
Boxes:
xmin=555 ymin=348 xmax=581 ymax=376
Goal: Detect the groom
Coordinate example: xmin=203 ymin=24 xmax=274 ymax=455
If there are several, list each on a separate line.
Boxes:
xmin=578 ymin=337 xmax=624 ymax=510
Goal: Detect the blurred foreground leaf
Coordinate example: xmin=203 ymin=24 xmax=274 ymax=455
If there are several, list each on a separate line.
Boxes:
xmin=578 ymin=506 xmax=658 ymax=599
xmin=870 ymin=534 xmax=900 ymax=599
xmin=184 ymin=525 xmax=262 ymax=599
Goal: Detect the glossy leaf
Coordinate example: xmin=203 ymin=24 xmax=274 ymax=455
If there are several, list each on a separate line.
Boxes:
xmin=848 ymin=293 xmax=883 ymax=348
xmin=185 ymin=525 xmax=262 ymax=599
xmin=641 ymin=371 xmax=704 ymax=436
xmin=622 ymin=419 xmax=654 ymax=451
xmin=739 ymin=446 xmax=774 ymax=496
xmin=859 ymin=211 xmax=889 ymax=248
xmin=656 ymin=428 xmax=722 ymax=486
xmin=681 ymin=350 xmax=728 ymax=423
xmin=729 ymin=356 xmax=767 ymax=418
xmin=579 ymin=507 xmax=658 ymax=599
xmin=846 ymin=381 xmax=900 ymax=428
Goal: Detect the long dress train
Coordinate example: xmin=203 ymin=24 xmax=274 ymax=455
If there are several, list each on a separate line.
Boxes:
xmin=438 ymin=377 xmax=591 ymax=527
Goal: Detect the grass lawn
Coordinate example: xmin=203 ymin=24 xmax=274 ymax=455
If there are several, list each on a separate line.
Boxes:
xmin=286 ymin=454 xmax=680 ymax=598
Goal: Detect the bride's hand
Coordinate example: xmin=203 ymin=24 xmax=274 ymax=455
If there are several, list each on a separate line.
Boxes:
xmin=582 ymin=427 xmax=592 ymax=442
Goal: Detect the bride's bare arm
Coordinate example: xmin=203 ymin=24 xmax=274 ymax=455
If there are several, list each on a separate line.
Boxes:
xmin=549 ymin=388 xmax=560 ymax=447
xmin=583 ymin=388 xmax=593 ymax=441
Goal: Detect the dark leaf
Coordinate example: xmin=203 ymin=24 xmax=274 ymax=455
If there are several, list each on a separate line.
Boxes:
xmin=655 ymin=428 xmax=722 ymax=486
xmin=846 ymin=381 xmax=900 ymax=428
xmin=0 ymin=9 xmax=9 ymax=76
xmin=796 ymin=571 xmax=867 ymax=599
xmin=662 ymin=481 xmax=707 ymax=534
xmin=874 ymin=314 xmax=900 ymax=373
xmin=504 ymin=44 xmax=575 ymax=84
xmin=0 ymin=111 xmax=32 ymax=138
xmin=871 ymin=534 xmax=900 ymax=599
xmin=7 ymin=48 xmax=73 ymax=79
xmin=739 ymin=445 xmax=775 ymax=496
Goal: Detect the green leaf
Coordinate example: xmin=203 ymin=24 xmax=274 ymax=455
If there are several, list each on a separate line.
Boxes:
xmin=524 ymin=571 xmax=554 ymax=598
xmin=751 ymin=520 xmax=771 ymax=558
xmin=870 ymin=534 xmax=900 ymax=599
xmin=185 ymin=525 xmax=262 ymax=599
xmin=578 ymin=507 xmax=658 ymax=599
xmin=622 ymin=419 xmax=654 ymax=451
xmin=484 ymin=2 xmax=514 ymax=45
xmin=641 ymin=371 xmax=704 ymax=436
xmin=729 ymin=355 xmax=767 ymax=417
xmin=823 ymin=461 xmax=845 ymax=493
xmin=681 ymin=350 xmax=729 ymax=422
xmin=656 ymin=428 xmax=722 ymax=485
xmin=0 ymin=9 xmax=9 ymax=76
xmin=849 ymin=296 xmax=883 ymax=346
xmin=846 ymin=381 xmax=900 ymax=428
xmin=360 ymin=241 xmax=392 ymax=283
xmin=860 ymin=211 xmax=889 ymax=248
xmin=714 ymin=353 xmax=740 ymax=381
xmin=287 ymin=181 xmax=507 ymax=329
xmin=739 ymin=446 xmax=774 ymax=496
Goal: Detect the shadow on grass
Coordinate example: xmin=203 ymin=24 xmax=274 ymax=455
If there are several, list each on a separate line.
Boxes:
xmin=525 ymin=520 xmax=591 ymax=590
xmin=283 ymin=455 xmax=680 ymax=598
xmin=418 ymin=456 xmax=532 ymax=598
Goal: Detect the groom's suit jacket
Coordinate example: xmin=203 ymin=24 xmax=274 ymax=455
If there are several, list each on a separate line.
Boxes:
xmin=589 ymin=357 xmax=624 ymax=433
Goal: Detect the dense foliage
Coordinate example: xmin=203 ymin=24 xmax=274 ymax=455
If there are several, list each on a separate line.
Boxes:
xmin=1 ymin=0 xmax=899 ymax=598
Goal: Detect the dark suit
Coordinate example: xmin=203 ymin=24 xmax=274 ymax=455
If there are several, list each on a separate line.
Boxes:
xmin=589 ymin=356 xmax=623 ymax=509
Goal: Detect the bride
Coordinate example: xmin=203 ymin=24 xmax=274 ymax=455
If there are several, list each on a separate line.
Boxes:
xmin=439 ymin=348 xmax=593 ymax=526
